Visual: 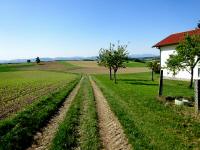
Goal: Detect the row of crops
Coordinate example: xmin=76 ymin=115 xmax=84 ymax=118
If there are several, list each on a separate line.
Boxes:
xmin=0 ymin=71 xmax=78 ymax=118
xmin=0 ymin=75 xmax=80 ymax=149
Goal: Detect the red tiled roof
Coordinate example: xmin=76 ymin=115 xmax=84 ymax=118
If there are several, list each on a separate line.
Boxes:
xmin=153 ymin=28 xmax=200 ymax=48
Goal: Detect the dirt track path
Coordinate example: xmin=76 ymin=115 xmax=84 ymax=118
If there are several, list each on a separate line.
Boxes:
xmin=27 ymin=77 xmax=83 ymax=150
xmin=89 ymin=77 xmax=132 ymax=150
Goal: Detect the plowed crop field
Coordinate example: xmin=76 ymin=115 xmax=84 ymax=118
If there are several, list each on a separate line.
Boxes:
xmin=0 ymin=70 xmax=78 ymax=119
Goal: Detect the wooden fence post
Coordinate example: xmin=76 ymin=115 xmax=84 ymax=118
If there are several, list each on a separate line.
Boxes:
xmin=159 ymin=70 xmax=163 ymax=96
xmin=194 ymin=79 xmax=200 ymax=114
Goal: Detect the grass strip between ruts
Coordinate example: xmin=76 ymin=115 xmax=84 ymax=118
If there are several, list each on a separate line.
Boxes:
xmin=50 ymin=76 xmax=100 ymax=150
xmin=79 ymin=77 xmax=100 ymax=150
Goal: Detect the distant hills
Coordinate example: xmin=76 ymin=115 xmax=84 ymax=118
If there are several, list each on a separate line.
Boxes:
xmin=129 ymin=54 xmax=158 ymax=58
xmin=0 ymin=56 xmax=97 ymax=64
xmin=0 ymin=54 xmax=159 ymax=64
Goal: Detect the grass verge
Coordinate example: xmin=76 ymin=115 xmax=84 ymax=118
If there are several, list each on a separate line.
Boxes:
xmin=50 ymin=76 xmax=100 ymax=150
xmin=0 ymin=76 xmax=80 ymax=150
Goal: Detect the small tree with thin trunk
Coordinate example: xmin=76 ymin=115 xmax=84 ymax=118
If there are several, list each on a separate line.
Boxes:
xmin=111 ymin=43 xmax=128 ymax=84
xmin=98 ymin=42 xmax=129 ymax=83
xmin=166 ymin=34 xmax=200 ymax=88
xmin=147 ymin=60 xmax=160 ymax=81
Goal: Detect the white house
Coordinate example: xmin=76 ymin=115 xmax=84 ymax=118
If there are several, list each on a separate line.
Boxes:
xmin=153 ymin=28 xmax=200 ymax=80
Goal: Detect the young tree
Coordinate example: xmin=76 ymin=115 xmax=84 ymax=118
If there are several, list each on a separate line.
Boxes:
xmin=98 ymin=42 xmax=129 ymax=83
xmin=98 ymin=44 xmax=114 ymax=80
xmin=166 ymin=34 xmax=200 ymax=88
xmin=147 ymin=60 xmax=160 ymax=81
xmin=36 ymin=57 xmax=40 ymax=64
xmin=111 ymin=43 xmax=128 ymax=83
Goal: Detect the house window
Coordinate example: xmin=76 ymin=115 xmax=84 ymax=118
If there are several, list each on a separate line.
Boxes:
xmin=198 ymin=68 xmax=200 ymax=77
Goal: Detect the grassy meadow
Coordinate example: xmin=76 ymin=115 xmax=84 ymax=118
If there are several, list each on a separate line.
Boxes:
xmin=125 ymin=61 xmax=147 ymax=67
xmin=0 ymin=63 xmax=35 ymax=72
xmin=93 ymin=72 xmax=199 ymax=149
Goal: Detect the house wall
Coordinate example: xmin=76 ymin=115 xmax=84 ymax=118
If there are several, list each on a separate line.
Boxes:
xmin=160 ymin=45 xmax=200 ymax=80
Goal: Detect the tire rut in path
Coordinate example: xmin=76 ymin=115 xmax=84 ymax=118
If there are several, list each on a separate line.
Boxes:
xmin=89 ymin=77 xmax=132 ymax=150
xmin=27 ymin=77 xmax=83 ymax=150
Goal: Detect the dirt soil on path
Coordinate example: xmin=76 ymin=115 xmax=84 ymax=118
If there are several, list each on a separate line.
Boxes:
xmin=89 ymin=76 xmax=132 ymax=150
xmin=27 ymin=78 xmax=83 ymax=150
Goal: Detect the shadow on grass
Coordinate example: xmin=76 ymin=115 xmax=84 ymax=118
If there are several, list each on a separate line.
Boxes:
xmin=118 ymin=79 xmax=150 ymax=82
xmin=126 ymin=82 xmax=158 ymax=86
xmin=118 ymin=78 xmax=158 ymax=86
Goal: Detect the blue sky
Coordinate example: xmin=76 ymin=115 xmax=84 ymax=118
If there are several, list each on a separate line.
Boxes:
xmin=0 ymin=0 xmax=199 ymax=60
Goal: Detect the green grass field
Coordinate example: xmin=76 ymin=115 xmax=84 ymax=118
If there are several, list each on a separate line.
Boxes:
xmin=125 ymin=61 xmax=147 ymax=67
xmin=1 ymin=61 xmax=200 ymax=149
xmin=0 ymin=63 xmax=35 ymax=72
xmin=58 ymin=61 xmax=81 ymax=70
xmin=93 ymin=73 xmax=199 ymax=149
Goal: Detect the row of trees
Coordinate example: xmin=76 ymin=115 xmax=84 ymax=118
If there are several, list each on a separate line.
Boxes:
xmin=98 ymin=42 xmax=128 ymax=83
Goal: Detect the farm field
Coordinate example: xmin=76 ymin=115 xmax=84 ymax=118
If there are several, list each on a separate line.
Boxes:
xmin=0 ymin=78 xmax=80 ymax=149
xmin=0 ymin=62 xmax=79 ymax=73
xmin=0 ymin=61 xmax=149 ymax=74
xmin=0 ymin=60 xmax=148 ymax=120
xmin=66 ymin=61 xmax=149 ymax=74
xmin=26 ymin=61 xmax=81 ymax=72
xmin=67 ymin=60 xmax=147 ymax=68
xmin=125 ymin=61 xmax=147 ymax=67
xmin=2 ymin=0 xmax=199 ymax=149
xmin=0 ymin=63 xmax=35 ymax=72
xmin=93 ymin=73 xmax=200 ymax=149
xmin=1 ymin=61 xmax=200 ymax=149
xmin=0 ymin=76 xmax=103 ymax=150
xmin=0 ymin=70 xmax=79 ymax=118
